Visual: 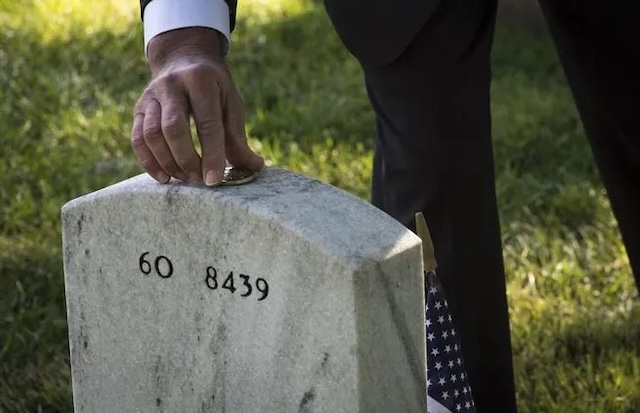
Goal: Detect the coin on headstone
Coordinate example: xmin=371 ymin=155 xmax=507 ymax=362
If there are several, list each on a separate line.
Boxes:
xmin=222 ymin=166 xmax=257 ymax=185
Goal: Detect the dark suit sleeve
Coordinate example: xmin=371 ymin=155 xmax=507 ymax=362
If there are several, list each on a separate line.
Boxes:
xmin=139 ymin=0 xmax=238 ymax=32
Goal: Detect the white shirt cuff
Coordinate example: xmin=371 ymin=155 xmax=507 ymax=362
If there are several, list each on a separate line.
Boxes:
xmin=143 ymin=0 xmax=231 ymax=57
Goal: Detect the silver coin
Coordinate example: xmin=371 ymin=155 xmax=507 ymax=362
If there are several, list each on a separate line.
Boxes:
xmin=222 ymin=166 xmax=257 ymax=185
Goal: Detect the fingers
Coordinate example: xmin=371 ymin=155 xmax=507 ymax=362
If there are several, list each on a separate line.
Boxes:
xmin=223 ymin=90 xmax=265 ymax=172
xmin=187 ymin=77 xmax=227 ymax=186
xmin=132 ymin=60 xmax=264 ymax=187
xmin=157 ymin=82 xmax=202 ymax=184
xmin=132 ymin=78 xmax=202 ymax=184
xmin=142 ymin=98 xmax=189 ymax=182
xmin=131 ymin=112 xmax=170 ymax=184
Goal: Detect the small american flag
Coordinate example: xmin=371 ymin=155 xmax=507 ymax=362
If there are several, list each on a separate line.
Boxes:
xmin=425 ymin=271 xmax=476 ymax=413
xmin=415 ymin=211 xmax=476 ymax=413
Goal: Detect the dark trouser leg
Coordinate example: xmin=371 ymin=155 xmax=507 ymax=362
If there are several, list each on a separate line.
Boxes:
xmin=538 ymin=0 xmax=640 ymax=292
xmin=363 ymin=1 xmax=517 ymax=411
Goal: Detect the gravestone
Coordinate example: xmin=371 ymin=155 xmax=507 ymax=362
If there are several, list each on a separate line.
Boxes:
xmin=61 ymin=167 xmax=426 ymax=412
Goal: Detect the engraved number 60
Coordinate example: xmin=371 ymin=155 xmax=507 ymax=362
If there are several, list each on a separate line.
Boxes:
xmin=139 ymin=252 xmax=173 ymax=279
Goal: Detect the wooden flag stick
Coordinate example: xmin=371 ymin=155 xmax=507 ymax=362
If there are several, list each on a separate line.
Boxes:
xmin=415 ymin=212 xmax=437 ymax=273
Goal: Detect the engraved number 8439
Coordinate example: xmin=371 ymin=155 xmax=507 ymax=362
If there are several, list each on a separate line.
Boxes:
xmin=205 ymin=266 xmax=269 ymax=301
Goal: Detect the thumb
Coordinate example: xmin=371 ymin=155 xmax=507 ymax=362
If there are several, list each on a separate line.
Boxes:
xmin=224 ymin=90 xmax=264 ymax=171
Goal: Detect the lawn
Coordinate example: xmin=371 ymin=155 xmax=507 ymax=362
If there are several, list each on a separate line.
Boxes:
xmin=1 ymin=0 xmax=638 ymax=412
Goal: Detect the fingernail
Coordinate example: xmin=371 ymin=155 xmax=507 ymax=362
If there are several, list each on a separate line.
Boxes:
xmin=205 ymin=170 xmax=221 ymax=187
xmin=157 ymin=172 xmax=170 ymax=183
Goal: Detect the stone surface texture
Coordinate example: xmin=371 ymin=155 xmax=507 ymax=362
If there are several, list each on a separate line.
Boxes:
xmin=62 ymin=167 xmax=426 ymax=413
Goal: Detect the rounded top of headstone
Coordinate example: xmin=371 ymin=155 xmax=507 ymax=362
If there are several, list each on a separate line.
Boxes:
xmin=62 ymin=168 xmax=420 ymax=268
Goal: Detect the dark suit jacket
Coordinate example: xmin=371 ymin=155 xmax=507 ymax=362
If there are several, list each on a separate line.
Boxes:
xmin=323 ymin=0 xmax=439 ymax=67
xmin=140 ymin=0 xmax=438 ymax=67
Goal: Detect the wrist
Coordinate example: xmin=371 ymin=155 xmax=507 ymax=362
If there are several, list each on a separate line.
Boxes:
xmin=147 ymin=27 xmax=226 ymax=76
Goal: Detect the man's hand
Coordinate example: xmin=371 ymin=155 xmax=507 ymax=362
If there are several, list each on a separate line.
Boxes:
xmin=132 ymin=28 xmax=264 ymax=186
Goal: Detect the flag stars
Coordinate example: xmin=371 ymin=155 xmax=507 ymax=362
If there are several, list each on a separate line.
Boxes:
xmin=425 ymin=275 xmax=477 ymax=412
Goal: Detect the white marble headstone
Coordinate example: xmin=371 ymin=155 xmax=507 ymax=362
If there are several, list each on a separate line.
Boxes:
xmin=61 ymin=168 xmax=426 ymax=412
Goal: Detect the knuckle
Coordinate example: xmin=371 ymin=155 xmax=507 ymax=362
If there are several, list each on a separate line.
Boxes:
xmin=134 ymin=93 xmax=151 ymax=114
xmin=197 ymin=117 xmax=223 ymax=134
xmin=143 ymin=122 xmax=163 ymax=141
xmin=162 ymin=115 xmax=185 ymax=137
xmin=158 ymin=72 xmax=180 ymax=87
xmin=186 ymin=64 xmax=224 ymax=89
xmin=190 ymin=62 xmax=217 ymax=78
xmin=131 ymin=121 xmax=146 ymax=148
xmin=142 ymin=83 xmax=156 ymax=96
xmin=133 ymin=101 xmax=145 ymax=115
xmin=131 ymin=133 xmax=146 ymax=150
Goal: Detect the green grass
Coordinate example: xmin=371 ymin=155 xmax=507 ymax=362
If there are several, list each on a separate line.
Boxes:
xmin=1 ymin=0 xmax=638 ymax=412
